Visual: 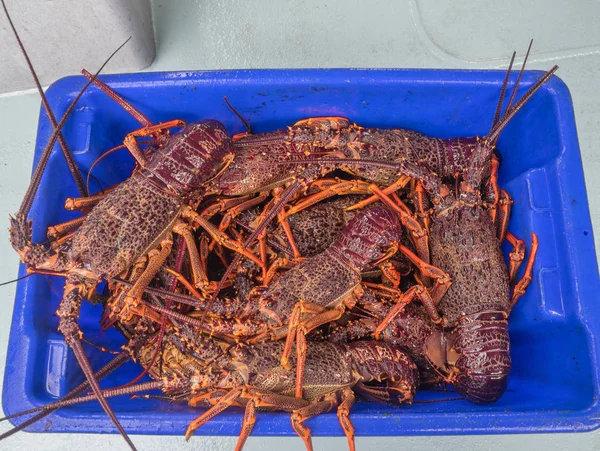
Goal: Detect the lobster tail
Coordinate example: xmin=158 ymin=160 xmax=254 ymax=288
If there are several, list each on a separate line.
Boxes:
xmin=345 ymin=341 xmax=419 ymax=405
xmin=451 ymin=311 xmax=511 ymax=404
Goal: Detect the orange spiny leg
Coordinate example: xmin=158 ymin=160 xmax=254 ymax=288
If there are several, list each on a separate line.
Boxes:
xmin=268 ymin=186 xmax=302 ymax=260
xmin=291 ymin=392 xmax=339 ymax=451
xmin=295 ymin=330 xmax=307 ymax=398
xmin=486 ymin=156 xmax=501 ymax=224
xmin=390 ymin=191 xmax=411 ymax=215
xmin=281 ymin=301 xmax=347 ymax=369
xmin=162 ymin=267 xmax=204 ymax=299
xmin=510 ymin=233 xmax=538 ymax=311
xmin=277 ymin=210 xmax=302 ymax=259
xmin=184 ymin=209 xmax=265 ymax=270
xmin=236 ymin=397 xmax=257 ymax=451
xmin=173 ymin=222 xmax=210 ymax=291
xmin=236 ymin=389 xmax=310 ymax=451
xmin=258 ymin=228 xmax=269 ymax=281
xmin=292 ymin=116 xmax=350 ymax=130
xmin=200 ymin=195 xmax=254 ymax=220
xmin=186 ymin=387 xmax=244 ymax=440
xmin=361 ymin=282 xmax=401 ymax=299
xmin=213 ymin=242 xmax=230 ymax=267
xmin=263 ymin=257 xmax=296 ymax=286
xmin=505 ymin=231 xmax=526 ymax=284
xmin=64 ymin=188 xmax=114 ymax=211
xmin=219 ymin=193 xmax=269 ymax=231
xmin=47 ymin=215 xmax=87 ymax=239
xmin=120 ymin=238 xmax=173 ymax=322
xmin=374 ymin=285 xmax=438 ymax=338
xmin=198 ymin=234 xmax=210 ymax=280
xmin=292 ymin=303 xmax=347 ymax=398
xmin=187 ymin=389 xmax=241 ymax=408
xmin=496 ymin=188 xmax=513 ymax=243
xmin=399 ymin=244 xmax=450 ymax=314
xmin=186 ymin=387 xmax=308 ymax=442
xmin=379 ymin=260 xmax=401 ymax=289
xmin=123 ymin=119 xmax=187 ymax=167
xmin=337 ymin=387 xmax=357 ymax=451
xmin=345 ymin=176 xmax=411 ymax=212
xmin=368 ymin=184 xmax=431 ymax=264
xmin=413 ymin=180 xmax=431 ymax=230
xmin=285 ymin=179 xmax=373 ymax=216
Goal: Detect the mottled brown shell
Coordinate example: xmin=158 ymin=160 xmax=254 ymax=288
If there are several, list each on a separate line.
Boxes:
xmin=70 ymin=172 xmax=182 ymax=278
xmin=430 ymin=207 xmax=510 ymax=324
xmin=376 ymin=303 xmax=442 ymax=385
xmin=252 ymin=342 xmax=355 ymax=402
xmin=286 ymin=196 xmax=362 ymax=257
xmin=259 ymin=250 xmax=361 ymax=326
xmin=217 ymin=130 xmax=313 ymax=196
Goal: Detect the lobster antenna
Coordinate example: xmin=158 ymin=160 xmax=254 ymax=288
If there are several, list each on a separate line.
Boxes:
xmin=491 ymin=51 xmax=516 ymax=128
xmin=1 ymin=0 xmax=88 ymax=198
xmin=15 ymin=36 xmax=131 ymax=219
xmin=206 ymin=170 xmax=312 ymax=307
xmin=224 ymin=96 xmax=253 ymax=134
xmin=488 ymin=65 xmax=558 ymax=144
xmin=0 ymin=351 xmax=129 ymax=439
xmin=81 ymin=69 xmax=153 ymax=127
xmin=0 ymin=273 xmax=33 ymax=287
xmin=505 ymin=39 xmax=534 ymax=113
xmin=3 ymin=381 xmax=161 ymax=417
xmin=86 ymin=144 xmax=126 ymax=192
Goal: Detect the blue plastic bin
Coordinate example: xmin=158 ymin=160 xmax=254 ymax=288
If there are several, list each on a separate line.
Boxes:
xmin=3 ymin=69 xmax=600 ymax=436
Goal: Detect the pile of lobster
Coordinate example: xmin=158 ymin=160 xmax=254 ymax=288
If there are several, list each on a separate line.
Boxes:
xmin=2 ymin=4 xmax=554 ymax=450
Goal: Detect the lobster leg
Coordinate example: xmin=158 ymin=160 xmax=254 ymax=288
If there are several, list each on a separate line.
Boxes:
xmin=47 ymin=215 xmax=87 ymax=239
xmin=283 ymin=301 xmax=348 ymax=398
xmin=374 ymin=285 xmax=437 ymax=339
xmin=185 ymin=387 xmax=308 ymax=441
xmin=496 ymin=188 xmax=513 ymax=244
xmin=510 ymin=233 xmax=538 ymax=310
xmin=64 ymin=188 xmax=114 ymax=212
xmin=379 ymin=260 xmax=401 ymax=289
xmin=161 ymin=267 xmax=204 ymax=299
xmin=121 ymin=238 xmax=173 ymax=323
xmin=219 ymin=193 xmax=270 ymax=231
xmin=345 ymin=176 xmax=411 ymax=212
xmin=285 ymin=178 xmax=373 ymax=216
xmin=337 ymin=387 xmax=357 ymax=451
xmin=183 ymin=208 xmax=265 ymax=269
xmin=123 ymin=120 xmax=187 ymax=168
xmin=291 ymin=392 xmax=340 ymax=451
xmin=412 ymin=180 xmax=431 ymax=230
xmin=269 ymin=186 xmax=303 ymax=261
xmin=367 ymin=184 xmax=431 ymax=265
xmin=201 ymin=195 xmax=254 ymax=219
xmin=173 ymin=222 xmax=210 ymax=291
xmin=505 ymin=231 xmax=526 ymax=284
xmin=398 ymin=244 xmax=450 ymax=305
xmin=57 ymin=276 xmax=136 ymax=450
xmin=485 ymin=156 xmax=501 ymax=223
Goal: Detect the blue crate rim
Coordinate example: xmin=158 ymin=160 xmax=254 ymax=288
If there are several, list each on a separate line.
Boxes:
xmin=4 ymin=68 xmax=600 ymax=436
